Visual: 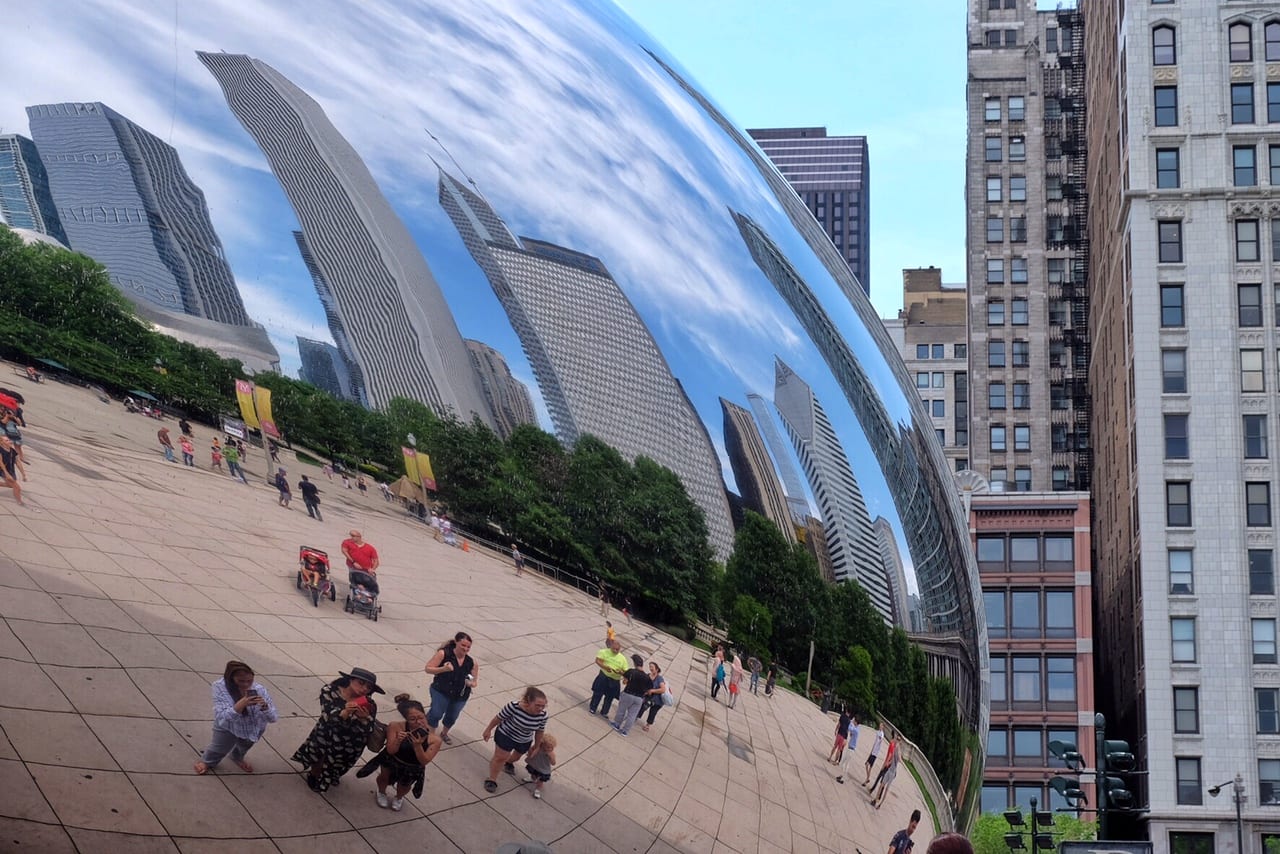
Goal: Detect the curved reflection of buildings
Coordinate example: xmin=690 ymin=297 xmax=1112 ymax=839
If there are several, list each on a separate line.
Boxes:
xmin=465 ymin=339 xmax=536 ymax=441
xmin=199 ymin=52 xmax=491 ymax=424
xmin=0 ymin=134 xmax=67 ymax=245
xmin=721 ymin=398 xmax=796 ymax=543
xmin=293 ymin=231 xmax=367 ymax=407
xmin=297 ymin=337 xmax=357 ymax=404
xmin=774 ymin=359 xmax=892 ymax=623
xmin=438 ymin=170 xmax=736 ymax=562
xmin=874 ymin=515 xmax=911 ymax=629
xmin=747 ymin=392 xmax=812 ymax=524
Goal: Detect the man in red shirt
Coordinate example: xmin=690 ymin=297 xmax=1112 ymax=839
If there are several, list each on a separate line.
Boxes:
xmin=342 ymin=530 xmax=380 ymax=595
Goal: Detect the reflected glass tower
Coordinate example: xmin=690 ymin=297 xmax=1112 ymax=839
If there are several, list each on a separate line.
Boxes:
xmin=746 ymin=392 xmax=812 ymax=523
xmin=721 ymin=397 xmax=795 ymax=541
xmin=774 ymin=359 xmax=893 ymax=623
xmin=439 ymin=169 xmax=735 ymax=561
xmin=873 ymin=515 xmax=911 ymax=629
xmin=465 ymin=339 xmax=536 ymax=440
xmin=199 ymin=52 xmax=492 ymax=422
xmin=0 ymin=134 xmax=66 ymax=244
xmin=27 ymin=102 xmax=251 ymax=325
xmin=297 ymin=337 xmax=356 ymax=403
xmin=293 ymin=230 xmax=367 ymax=408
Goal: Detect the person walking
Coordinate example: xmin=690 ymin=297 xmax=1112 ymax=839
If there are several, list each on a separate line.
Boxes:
xmin=747 ymin=655 xmax=762 ymax=694
xmin=268 ymin=439 xmax=280 ymax=464
xmin=764 ymin=663 xmax=777 ymax=697
xmin=728 ymin=654 xmax=745 ymax=709
xmin=710 ymin=645 xmax=726 ymax=702
xmin=482 ymin=686 xmax=548 ymax=793
xmin=610 ymin=654 xmax=652 ymax=737
xmin=179 ymin=435 xmax=195 ymax=466
xmin=588 ymin=638 xmax=626 ymax=717
xmin=868 ymin=731 xmax=899 ymax=794
xmin=355 ymin=692 xmax=442 ymax=810
xmin=223 ymin=441 xmax=247 ymax=483
xmin=888 ymin=809 xmax=921 ymax=854
xmin=598 ymin=588 xmax=609 ymax=617
xmin=871 ymin=739 xmax=901 ymax=809
xmin=194 ymin=660 xmax=278 ymax=775
xmin=829 ymin=707 xmax=852 ymax=764
xmin=637 ymin=661 xmax=668 ymax=732
xmin=512 ymin=545 xmax=525 ymax=577
xmin=274 ymin=467 xmax=292 ymax=508
xmin=0 ymin=435 xmax=25 ymax=506
xmin=342 ymin=530 xmax=380 ymax=596
xmin=836 ymin=714 xmax=861 ymax=783
xmin=210 ymin=438 xmax=223 ymax=471
xmin=298 ymin=474 xmax=322 ymax=521
xmin=864 ymin=722 xmax=887 ymax=785
xmin=357 ymin=475 xmax=368 ymax=497
xmin=157 ymin=426 xmax=176 ymax=462
xmin=424 ymin=632 xmax=478 ymax=744
xmin=523 ymin=733 xmax=557 ymax=799
xmin=322 ymin=462 xmax=333 ymax=481
xmin=292 ymin=667 xmax=383 ymax=792
xmin=2 ymin=410 xmax=26 ymax=464
xmin=622 ymin=597 xmax=633 ymax=627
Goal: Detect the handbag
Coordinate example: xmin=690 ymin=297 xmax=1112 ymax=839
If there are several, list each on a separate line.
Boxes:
xmin=662 ymin=681 xmax=675 ymax=707
xmin=366 ymin=719 xmax=387 ymax=752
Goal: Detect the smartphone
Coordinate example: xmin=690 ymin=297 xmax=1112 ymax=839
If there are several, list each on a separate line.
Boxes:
xmin=412 ymin=728 xmax=430 ymax=740
xmin=352 ymin=695 xmax=370 ymax=708
xmin=245 ymin=689 xmax=259 ymax=699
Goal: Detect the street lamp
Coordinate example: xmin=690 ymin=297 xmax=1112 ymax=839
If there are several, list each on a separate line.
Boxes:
xmin=1003 ymin=796 xmax=1055 ymax=853
xmin=407 ymin=433 xmax=416 ymax=448
xmin=1209 ymin=773 xmax=1246 ymax=854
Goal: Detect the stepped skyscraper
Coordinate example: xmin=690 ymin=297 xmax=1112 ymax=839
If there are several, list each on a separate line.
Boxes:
xmin=198 ymin=52 xmax=492 ymax=422
xmin=721 ymin=397 xmax=796 ymax=541
xmin=0 ymin=134 xmax=66 ymax=244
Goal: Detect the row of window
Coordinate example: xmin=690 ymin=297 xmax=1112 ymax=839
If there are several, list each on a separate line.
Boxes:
xmin=1151 ymin=21 xmax=1280 ymax=67
xmin=976 ymin=533 xmax=1076 ymax=565
xmin=1172 ymin=757 xmax=1280 ymax=807
xmin=986 ymin=726 xmax=1079 ymax=767
xmin=987 ymin=299 xmax=1030 ymax=324
xmin=1167 ymin=547 xmax=1275 ymax=596
xmin=914 ymin=344 xmax=965 ymax=360
xmin=1172 ymin=685 xmax=1280 ymax=735
xmin=1164 ymin=409 xmax=1273 ymax=458
xmin=1162 ymin=480 xmax=1277 ymax=527
xmin=983 ymin=96 xmax=1026 ymax=123
xmin=989 ymin=424 xmax=1033 ymax=453
xmin=986 ymin=339 xmax=1031 ymax=368
xmin=984 ymin=588 xmax=1076 ymax=638
xmin=1157 ymin=144 xmax=1280 ymax=190
xmin=1169 ymin=615 xmax=1278 ymax=664
xmin=989 ymin=655 xmax=1077 ymax=705
xmin=985 ymin=257 xmax=1031 ymax=284
xmin=985 ymin=465 xmax=1076 ymax=492
xmin=1154 ymin=83 xmax=1280 ymax=128
xmin=984 ymin=135 xmax=1027 ymax=163
xmin=988 ymin=381 xmax=1031 ymax=410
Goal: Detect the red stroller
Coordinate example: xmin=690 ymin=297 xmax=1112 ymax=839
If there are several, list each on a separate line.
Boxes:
xmin=296 ymin=546 xmax=336 ymax=607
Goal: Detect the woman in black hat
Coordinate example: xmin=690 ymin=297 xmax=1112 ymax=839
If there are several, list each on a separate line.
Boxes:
xmin=292 ymin=667 xmax=383 ymax=792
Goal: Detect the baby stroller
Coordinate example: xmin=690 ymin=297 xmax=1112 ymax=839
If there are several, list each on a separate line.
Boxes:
xmin=296 ymin=546 xmax=336 ymax=607
xmin=344 ymin=567 xmax=381 ymax=621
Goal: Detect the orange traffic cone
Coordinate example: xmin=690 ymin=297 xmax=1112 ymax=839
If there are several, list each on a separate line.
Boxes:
xmin=461 ymin=539 xmax=470 ymax=552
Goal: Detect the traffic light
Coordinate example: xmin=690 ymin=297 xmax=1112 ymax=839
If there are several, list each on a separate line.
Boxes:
xmin=1102 ymin=739 xmax=1135 ymax=811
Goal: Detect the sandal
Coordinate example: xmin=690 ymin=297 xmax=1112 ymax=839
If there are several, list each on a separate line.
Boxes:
xmin=441 ymin=733 xmax=453 ymax=745
xmin=232 ymin=759 xmax=254 ymax=773
xmin=504 ymin=762 xmax=515 ymax=775
xmin=193 ymin=761 xmax=209 ymax=775
xmin=484 ymin=779 xmax=498 ymax=793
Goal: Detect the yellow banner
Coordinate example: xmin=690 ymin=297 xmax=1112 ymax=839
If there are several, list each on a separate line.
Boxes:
xmin=235 ymin=380 xmax=260 ymax=429
xmin=253 ymin=386 xmax=280 ymax=438
xmin=416 ymin=453 xmax=437 ymax=491
xmin=402 ymin=446 xmax=421 ymax=485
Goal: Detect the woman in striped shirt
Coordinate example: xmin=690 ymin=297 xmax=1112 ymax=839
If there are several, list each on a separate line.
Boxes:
xmin=481 ymin=686 xmax=547 ymax=792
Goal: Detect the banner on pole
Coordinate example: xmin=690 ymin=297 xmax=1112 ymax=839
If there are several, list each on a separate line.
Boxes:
xmin=253 ymin=386 xmax=280 ymax=438
xmin=416 ymin=453 xmax=437 ymax=492
xmin=234 ymin=380 xmax=260 ymax=429
xmin=402 ymin=446 xmax=421 ymax=486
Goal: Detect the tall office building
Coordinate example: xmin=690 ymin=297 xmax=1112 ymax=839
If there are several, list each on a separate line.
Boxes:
xmin=297 ymin=337 xmax=357 ymax=402
xmin=965 ymin=2 xmax=1091 ymax=493
xmin=1085 ymin=2 xmax=1280 ymax=848
xmin=873 ymin=516 xmax=911 ymax=629
xmin=199 ymin=52 xmax=492 ymax=423
xmin=465 ymin=339 xmax=536 ymax=440
xmin=0 ymin=134 xmax=66 ymax=244
xmin=748 ymin=127 xmax=871 ymax=294
xmin=747 ymin=392 xmax=811 ymax=523
xmin=774 ymin=358 xmax=893 ymax=623
xmin=721 ymin=397 xmax=796 ymax=541
xmin=27 ymin=102 xmax=254 ymax=326
xmin=437 ymin=169 xmax=736 ymax=562
xmin=293 ymin=231 xmax=367 ymax=408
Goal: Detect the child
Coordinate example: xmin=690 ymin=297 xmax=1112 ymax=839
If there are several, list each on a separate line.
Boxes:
xmin=525 ymin=733 xmax=557 ymax=799
xmin=180 ymin=435 xmax=195 ymax=467
xmin=210 ymin=438 xmax=223 ymax=471
xmin=300 ymin=551 xmax=328 ymax=590
xmin=606 ymin=621 xmax=616 ymax=644
xmin=195 ymin=660 xmax=278 ymax=774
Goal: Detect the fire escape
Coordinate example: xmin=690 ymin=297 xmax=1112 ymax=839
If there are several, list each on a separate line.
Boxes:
xmin=1047 ymin=5 xmax=1091 ymax=491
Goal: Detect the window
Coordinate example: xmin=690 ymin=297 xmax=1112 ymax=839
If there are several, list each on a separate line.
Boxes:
xmin=1009 ymin=136 xmax=1026 ymax=161
xmin=1156 ymin=148 xmax=1180 ymax=187
xmin=1014 ymin=425 xmax=1031 ymax=451
xmin=1259 ymin=688 xmax=1280 ymax=733
xmin=1011 ymin=298 xmax=1028 ymax=325
xmin=954 ymin=344 xmax=967 ymax=358
xmin=1153 ymin=25 xmax=1177 ymax=65
xmin=1010 ymin=175 xmax=1026 ymax=201
xmin=1046 ymin=26 xmax=1058 ymax=53
xmin=1238 ymin=220 xmax=1261 ymax=261
xmin=991 ymin=426 xmax=1007 ymax=452
xmin=989 ymin=301 xmax=1005 ymax=325
xmin=1163 ymin=349 xmax=1187 ymax=392
xmin=1254 ymin=618 xmax=1278 ymax=663
xmin=1161 ymin=285 xmax=1185 ymax=326
xmin=1241 ymin=283 xmax=1264 ymax=326
xmin=989 ymin=340 xmax=1006 ymax=367
xmin=1270 ymin=21 xmax=1280 ymax=61
xmin=986 ymin=176 xmax=1002 ymax=202
xmin=986 ymin=136 xmax=1002 ymax=162
xmin=1050 ymin=383 xmax=1068 ymax=410
xmin=990 ymin=381 xmax=1007 ymax=409
xmin=982 ymin=785 xmax=1008 ymax=814
xmin=1270 ymin=82 xmax=1280 ymax=123
xmin=1273 ymin=220 xmax=1280 ymax=261
xmin=1047 ymin=657 xmax=1076 ymax=702
xmin=1012 ymin=340 xmax=1029 ymax=367
xmin=1159 ymin=221 xmax=1183 ymax=262
xmin=916 ymin=344 xmax=929 ymax=359
xmin=1231 ymin=22 xmax=1253 ymax=62
xmin=987 ymin=258 xmax=1005 ymax=284
xmin=1169 ymin=549 xmax=1193 ymax=594
xmin=1171 ymin=617 xmax=1197 ymax=662
xmin=1005 ymin=29 xmax=1017 ymax=47
xmin=932 ymin=372 xmax=944 ymax=388
xmin=991 ymin=656 xmax=1007 ymax=704
xmin=985 ymin=591 xmax=1007 ymax=638
xmin=1252 ymin=550 xmax=1276 ymax=595
xmin=1246 ymin=416 xmax=1270 ymax=460
xmin=988 ymin=728 xmax=1009 ymax=762
xmin=1013 ymin=381 xmax=1030 ymax=409
xmin=1155 ymin=86 xmax=1179 ymax=126
xmin=1236 ymin=145 xmax=1258 ymax=186
xmin=985 ymin=97 xmax=1002 ymax=122
xmin=1047 ymin=215 xmax=1064 ymax=242
xmin=987 ymin=215 xmax=1004 ymax=242
xmin=1014 ymin=467 xmax=1031 ymax=491
xmin=935 ymin=428 xmax=945 ymax=445
xmin=1271 ymin=145 xmax=1280 ymax=185
xmin=986 ymin=29 xmax=1003 ymax=47
xmin=1009 ymin=216 xmax=1027 ymax=242
xmin=931 ymin=400 xmax=946 ymax=418
xmin=1172 ymin=686 xmax=1199 ymax=733
xmin=1263 ymin=760 xmax=1280 ymax=806
xmin=1234 ymin=83 xmax=1256 ymax=124
xmin=1164 ymin=413 xmax=1189 ymax=458
xmin=1167 ymin=481 xmax=1192 ymax=527
xmin=1052 ymin=466 xmax=1069 ymax=491
xmin=1243 ymin=349 xmax=1266 ymax=392
xmin=1010 ymin=536 xmax=1038 ymax=564
xmin=1052 ymin=424 xmax=1068 ymax=451
xmin=916 ymin=372 xmax=930 ymax=389
xmin=1045 ymin=591 xmax=1074 ymax=637
xmin=1170 ymin=833 xmax=1214 ymax=854
xmin=977 ymin=535 xmax=1005 ymax=564
xmin=1176 ymin=759 xmax=1203 ymax=806
xmin=1011 ymin=257 xmax=1027 ymax=283
xmin=1013 ymin=729 xmax=1041 ymax=763
xmin=1047 ymin=175 xmax=1063 ymax=201
xmin=1011 ymin=591 xmax=1038 ymax=638
xmin=932 ymin=344 xmax=944 ymax=359
xmin=1008 ymin=96 xmax=1025 ymax=121
xmin=1044 ymin=534 xmax=1073 ymax=563
xmin=1012 ymin=656 xmax=1041 ymax=702
xmin=1247 ymin=481 xmax=1272 ymax=527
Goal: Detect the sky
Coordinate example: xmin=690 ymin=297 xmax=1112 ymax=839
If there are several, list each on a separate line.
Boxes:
xmin=620 ymin=0 xmax=970 ymax=314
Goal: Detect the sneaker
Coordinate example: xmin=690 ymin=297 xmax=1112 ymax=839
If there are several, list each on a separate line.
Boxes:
xmin=533 ymin=790 xmax=542 ymax=799
xmin=836 ymin=776 xmax=845 ymax=785
xmin=504 ymin=762 xmax=515 ymax=775
xmin=441 ymin=733 xmax=453 ymax=745
xmin=609 ymin=721 xmax=620 ymax=731
xmin=484 ymin=779 xmax=498 ymax=793
xmin=376 ymin=791 xmax=389 ymax=808
xmin=616 ymin=729 xmax=628 ymax=737
xmin=391 ymin=797 xmax=404 ymax=811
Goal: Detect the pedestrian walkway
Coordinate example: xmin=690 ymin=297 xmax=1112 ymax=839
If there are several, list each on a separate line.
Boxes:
xmin=0 ymin=373 xmax=936 ymax=852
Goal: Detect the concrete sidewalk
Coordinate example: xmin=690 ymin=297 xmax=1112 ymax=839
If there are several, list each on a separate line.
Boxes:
xmin=0 ymin=370 xmax=934 ymax=852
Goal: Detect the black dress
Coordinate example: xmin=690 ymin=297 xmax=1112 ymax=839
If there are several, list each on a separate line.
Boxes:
xmin=292 ymin=683 xmax=375 ymax=791
xmin=356 ymin=730 xmax=427 ymax=798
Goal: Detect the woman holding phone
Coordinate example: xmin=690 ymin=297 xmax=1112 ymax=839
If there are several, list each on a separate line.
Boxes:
xmin=292 ymin=666 xmax=384 ymax=792
xmin=356 ymin=693 xmax=442 ymax=810
xmin=194 ymin=660 xmax=278 ymax=774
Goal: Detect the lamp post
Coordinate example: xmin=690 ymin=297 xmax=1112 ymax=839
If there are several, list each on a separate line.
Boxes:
xmin=1209 ymin=774 xmax=1246 ymax=854
xmin=1003 ymin=795 xmax=1055 ymax=852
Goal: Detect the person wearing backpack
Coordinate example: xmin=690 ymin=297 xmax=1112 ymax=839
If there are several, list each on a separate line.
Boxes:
xmin=710 ymin=644 xmax=726 ymax=701
xmin=638 ymin=661 xmax=669 ymax=732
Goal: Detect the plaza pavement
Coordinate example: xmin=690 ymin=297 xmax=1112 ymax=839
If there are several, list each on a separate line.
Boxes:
xmin=0 ymin=366 xmax=936 ymax=853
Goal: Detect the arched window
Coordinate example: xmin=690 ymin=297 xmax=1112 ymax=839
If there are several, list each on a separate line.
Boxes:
xmin=1231 ymin=22 xmax=1253 ymax=62
xmin=1267 ymin=21 xmax=1280 ymax=61
xmin=1153 ymin=25 xmax=1177 ymax=66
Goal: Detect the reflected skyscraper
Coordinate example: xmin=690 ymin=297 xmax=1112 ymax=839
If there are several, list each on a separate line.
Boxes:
xmin=439 ymin=169 xmax=735 ymax=561
xmin=27 ymin=102 xmax=254 ymax=326
xmin=0 ymin=134 xmax=66 ymax=244
xmin=199 ymin=52 xmax=492 ymax=422
xmin=873 ymin=515 xmax=910 ymax=629
xmin=721 ymin=397 xmax=795 ymax=541
xmin=297 ymin=337 xmax=356 ymax=403
xmin=465 ymin=339 xmax=536 ymax=440
xmin=774 ymin=359 xmax=893 ymax=623
xmin=746 ymin=392 xmax=811 ymax=523
xmin=293 ymin=230 xmax=367 ymax=408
